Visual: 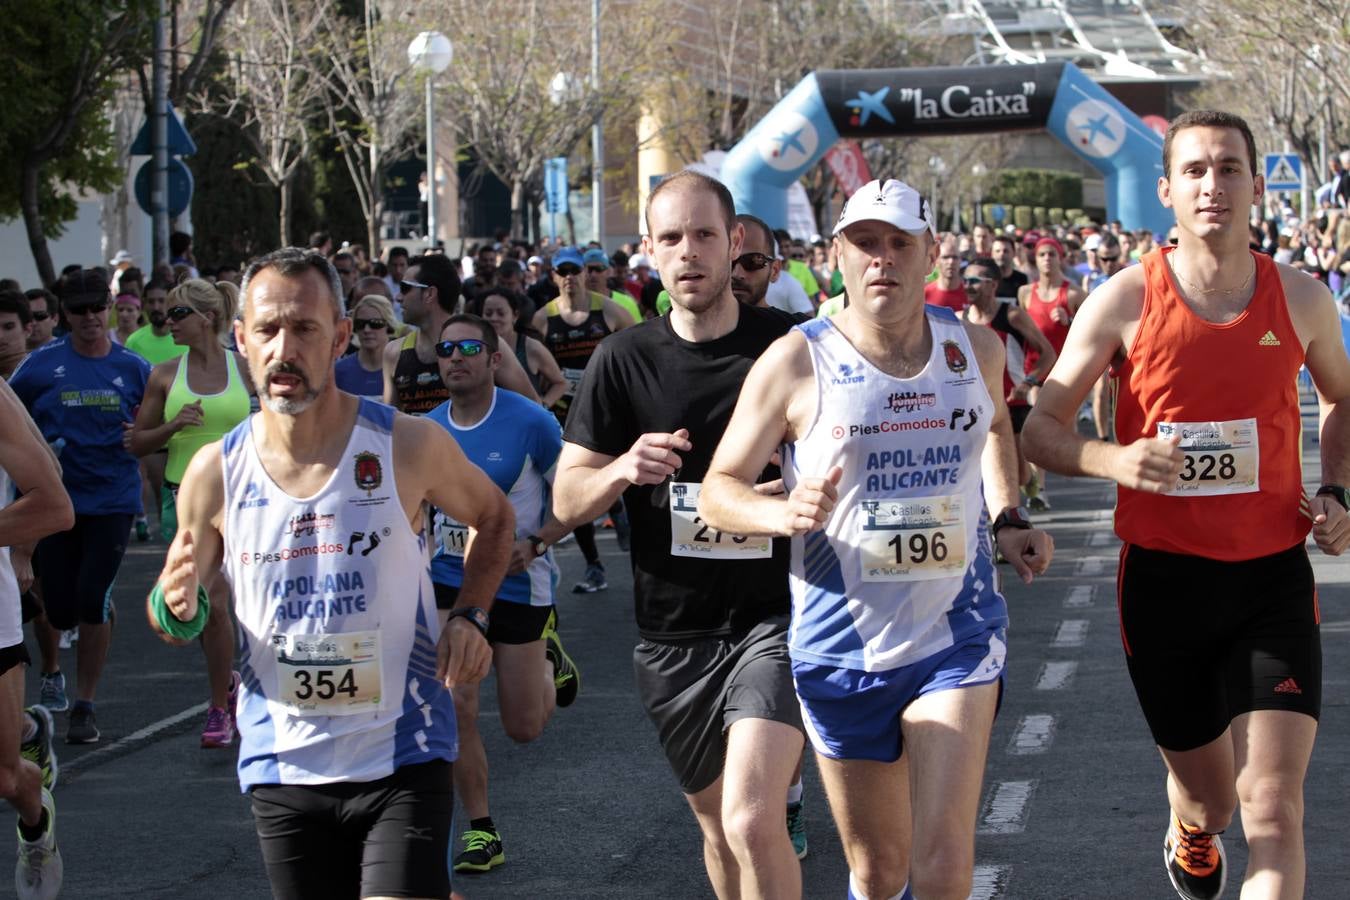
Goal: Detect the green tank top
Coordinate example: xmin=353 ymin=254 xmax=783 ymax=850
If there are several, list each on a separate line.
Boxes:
xmin=164 ymin=352 xmax=251 ymax=482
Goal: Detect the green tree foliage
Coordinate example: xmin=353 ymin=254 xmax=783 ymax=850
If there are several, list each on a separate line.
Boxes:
xmin=0 ymin=1 xmax=153 ymax=285
xmin=991 ymin=169 xmax=1082 ymax=211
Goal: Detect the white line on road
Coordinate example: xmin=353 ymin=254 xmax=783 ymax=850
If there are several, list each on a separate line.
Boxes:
xmin=979 ymin=780 xmax=1037 ymax=834
xmin=63 ymin=702 xmax=208 ymax=773
xmin=1035 ymin=660 xmax=1079 ymax=690
xmin=1074 ymin=557 xmax=1105 ymax=577
xmin=969 ymin=864 xmax=1011 ymax=899
xmin=1052 ymin=619 xmax=1089 ymax=648
xmin=1088 ymin=530 xmax=1116 ymax=547
xmin=1008 ymin=714 xmax=1056 ymax=755
xmin=1064 ymin=584 xmax=1095 ymax=608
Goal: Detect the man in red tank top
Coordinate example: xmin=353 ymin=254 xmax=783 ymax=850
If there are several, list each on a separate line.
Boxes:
xmin=1017 ymin=238 xmax=1086 ymax=511
xmin=1022 ymin=111 xmax=1350 ymax=900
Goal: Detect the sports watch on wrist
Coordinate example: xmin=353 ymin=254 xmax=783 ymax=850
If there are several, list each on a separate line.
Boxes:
xmin=1022 ymin=375 xmax=1040 ymax=388
xmin=526 ymin=534 xmax=548 ymax=558
xmin=991 ymin=506 xmax=1033 ymax=538
xmin=1315 ymin=484 xmax=1350 ymax=511
xmin=446 ymin=606 xmax=490 ymax=637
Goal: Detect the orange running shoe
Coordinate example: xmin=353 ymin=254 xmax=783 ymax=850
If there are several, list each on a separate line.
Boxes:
xmin=1163 ymin=810 xmax=1227 ymax=900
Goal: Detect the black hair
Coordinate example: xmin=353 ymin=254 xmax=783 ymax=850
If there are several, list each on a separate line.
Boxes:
xmin=169 ymin=231 xmax=192 ymax=256
xmin=408 ymin=253 xmax=461 ymax=314
xmin=0 ymin=289 xmax=32 ymax=325
xmin=441 ymin=313 xmax=499 ymax=353
xmin=386 ymin=246 xmax=410 ymax=262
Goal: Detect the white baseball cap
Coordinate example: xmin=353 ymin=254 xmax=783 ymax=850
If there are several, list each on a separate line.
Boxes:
xmin=833 ymin=178 xmax=937 ymax=240
xmin=1083 ymin=234 xmax=1102 ymax=251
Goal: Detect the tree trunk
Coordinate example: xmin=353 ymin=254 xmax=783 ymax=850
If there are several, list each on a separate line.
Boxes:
xmin=20 ymin=160 xmax=55 ymax=289
xmin=278 ymin=174 xmax=292 ymax=247
xmin=510 ymin=178 xmax=527 ymax=241
xmin=366 ymin=142 xmax=381 ymax=256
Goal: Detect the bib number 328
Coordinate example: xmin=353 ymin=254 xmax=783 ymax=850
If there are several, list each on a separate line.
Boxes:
xmin=274 ymin=630 xmax=382 ymax=716
xmin=1158 ymin=418 xmax=1259 ymax=497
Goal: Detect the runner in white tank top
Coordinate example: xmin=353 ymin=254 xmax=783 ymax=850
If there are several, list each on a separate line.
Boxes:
xmin=145 ymin=249 xmax=515 ymax=900
xmin=0 ymin=380 xmax=74 ymax=899
xmin=700 ymin=179 xmax=1053 ymax=900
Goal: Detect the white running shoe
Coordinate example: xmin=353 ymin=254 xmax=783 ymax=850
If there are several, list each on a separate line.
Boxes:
xmin=15 ymin=787 xmax=62 ymax=900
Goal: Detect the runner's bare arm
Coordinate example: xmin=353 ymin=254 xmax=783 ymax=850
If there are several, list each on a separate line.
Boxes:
xmin=1022 ymin=269 xmax=1183 ymax=491
xmin=0 ymin=380 xmax=73 ymax=549
xmin=528 ymin=338 xmax=569 ymax=409
xmin=1006 ymin=305 xmax=1057 ymax=395
xmin=1283 ymin=267 xmax=1350 ymax=554
xmin=399 ymin=415 xmax=514 ymax=686
xmin=492 ymin=344 xmax=541 ymax=403
xmin=605 ymin=299 xmax=636 ymax=332
xmin=381 ymin=339 xmax=400 ymax=406
xmin=969 ymin=323 xmax=1053 ymax=580
xmin=554 ymin=429 xmax=692 ymax=525
xmin=700 ymin=332 xmax=833 ymax=537
xmin=147 ymin=441 xmax=226 ymax=644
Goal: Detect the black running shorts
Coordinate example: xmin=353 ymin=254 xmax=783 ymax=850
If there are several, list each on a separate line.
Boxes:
xmin=432 ymin=583 xmax=553 ymax=645
xmin=249 ymin=760 xmax=453 ymax=900
xmin=0 ymin=642 xmax=31 ymax=679
xmin=1117 ymin=541 xmax=1321 ymax=752
xmin=1008 ymin=403 xmax=1031 ymax=435
xmin=633 ymin=614 xmax=802 ymax=795
xmin=33 ymin=514 xmax=132 ymax=630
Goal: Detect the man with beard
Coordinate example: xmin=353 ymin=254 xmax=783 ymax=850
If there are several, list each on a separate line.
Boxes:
xmin=734 ymin=215 xmax=813 ymax=317
xmin=554 ymin=172 xmax=807 ymax=897
xmin=147 ymin=248 xmax=515 ymax=900
xmin=11 ymin=270 xmax=152 ymax=744
xmin=124 ymin=279 xmax=184 ymax=540
xmin=382 ymin=254 xmax=536 ymax=415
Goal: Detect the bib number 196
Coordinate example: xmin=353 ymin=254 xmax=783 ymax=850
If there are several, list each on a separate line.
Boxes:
xmin=860 ymin=495 xmax=966 ymax=582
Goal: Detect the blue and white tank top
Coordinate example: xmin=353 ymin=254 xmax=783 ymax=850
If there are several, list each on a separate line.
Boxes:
xmin=782 ymin=306 xmax=1007 ymax=672
xmin=220 ymin=398 xmax=456 ymax=791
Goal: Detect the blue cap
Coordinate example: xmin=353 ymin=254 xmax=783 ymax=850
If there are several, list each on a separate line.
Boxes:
xmin=582 ymin=248 xmax=610 ymax=268
xmin=552 ymin=247 xmax=584 ymax=269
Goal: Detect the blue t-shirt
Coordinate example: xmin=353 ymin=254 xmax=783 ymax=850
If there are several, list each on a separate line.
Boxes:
xmin=335 ymin=354 xmax=385 ymax=400
xmin=10 ymin=338 xmax=152 ymax=516
xmin=425 ymin=388 xmax=562 ymax=605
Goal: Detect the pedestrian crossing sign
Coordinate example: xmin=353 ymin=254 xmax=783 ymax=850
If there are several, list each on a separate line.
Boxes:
xmin=1263 ymin=153 xmax=1303 ymax=191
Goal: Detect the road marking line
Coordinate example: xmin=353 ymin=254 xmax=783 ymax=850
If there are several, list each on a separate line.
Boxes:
xmin=1064 ymin=584 xmax=1095 ymax=608
xmin=1088 ymin=530 xmax=1115 ymax=547
xmin=1052 ymin=619 xmax=1089 ymax=648
xmin=63 ymin=702 xmax=208 ymax=774
xmin=1008 ymin=714 xmax=1056 ymax=755
xmin=1035 ymin=660 xmax=1078 ymax=690
xmin=1074 ymin=557 xmax=1105 ymax=577
xmin=979 ymin=780 xmax=1036 ymax=834
xmin=970 ymin=864 xmax=1011 ymax=899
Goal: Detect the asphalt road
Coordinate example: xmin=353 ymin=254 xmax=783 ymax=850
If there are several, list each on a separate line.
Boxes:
xmin=9 ymin=396 xmax=1349 ymax=899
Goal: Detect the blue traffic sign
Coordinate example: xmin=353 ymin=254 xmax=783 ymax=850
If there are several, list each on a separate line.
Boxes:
xmin=130 ymin=104 xmax=198 ymax=157
xmin=990 ymin=203 xmax=1007 ymax=224
xmin=134 ymin=158 xmax=194 ymax=217
xmin=1264 ymin=153 xmax=1303 ymax=192
xmin=544 ymin=157 xmax=569 ymax=215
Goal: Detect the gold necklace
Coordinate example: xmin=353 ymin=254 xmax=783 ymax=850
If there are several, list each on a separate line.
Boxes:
xmin=1170 ymin=254 xmax=1255 ymax=296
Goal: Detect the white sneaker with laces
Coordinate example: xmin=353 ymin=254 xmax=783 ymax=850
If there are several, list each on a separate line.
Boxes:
xmin=15 ymin=787 xmax=62 ymax=900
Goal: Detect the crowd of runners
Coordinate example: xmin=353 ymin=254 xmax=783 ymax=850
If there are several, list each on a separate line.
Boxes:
xmin=1 ymin=109 xmax=1348 ymax=900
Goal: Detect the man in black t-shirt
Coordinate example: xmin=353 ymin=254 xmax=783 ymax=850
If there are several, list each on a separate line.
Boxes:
xmin=992 ymin=233 xmax=1029 ymax=301
xmin=554 ymin=171 xmax=806 ymax=897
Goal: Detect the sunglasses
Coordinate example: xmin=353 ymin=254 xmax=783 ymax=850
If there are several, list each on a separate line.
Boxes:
xmin=1097 ymin=254 xmax=1120 ymax=262
xmin=335 ymin=267 xmax=355 ymax=277
xmin=434 ymin=338 xmax=487 ymax=358
xmin=962 ymin=276 xmax=993 ymax=287
xmin=30 ymin=311 xmax=50 ymax=322
xmin=353 ymin=317 xmax=387 ymax=331
xmin=166 ymin=305 xmax=203 ymax=322
xmin=399 ymin=280 xmax=429 ymax=294
xmin=586 ymin=264 xmax=607 ymax=273
xmin=1168 ymin=237 xmax=1179 ymax=245
xmin=66 ymin=302 xmax=109 ymax=316
xmin=555 ymin=264 xmax=582 ymax=277
xmin=732 ymin=253 xmax=774 ymax=272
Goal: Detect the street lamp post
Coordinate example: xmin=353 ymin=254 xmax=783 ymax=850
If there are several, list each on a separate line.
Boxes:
xmin=591 ymin=0 xmax=604 ymax=245
xmin=929 ymin=155 xmax=947 ymax=231
xmin=408 ymin=31 xmax=453 ymax=248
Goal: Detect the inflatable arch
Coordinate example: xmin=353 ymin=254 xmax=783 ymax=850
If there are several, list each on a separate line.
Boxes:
xmin=721 ymin=62 xmax=1172 ymax=235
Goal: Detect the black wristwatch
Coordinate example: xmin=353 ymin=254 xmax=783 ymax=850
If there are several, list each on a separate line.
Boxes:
xmin=446 ymin=606 xmax=490 ymax=637
xmin=991 ymin=506 xmax=1033 ymax=538
xmin=526 ymin=534 xmax=548 ymax=558
xmin=1315 ymin=484 xmax=1350 ymax=511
